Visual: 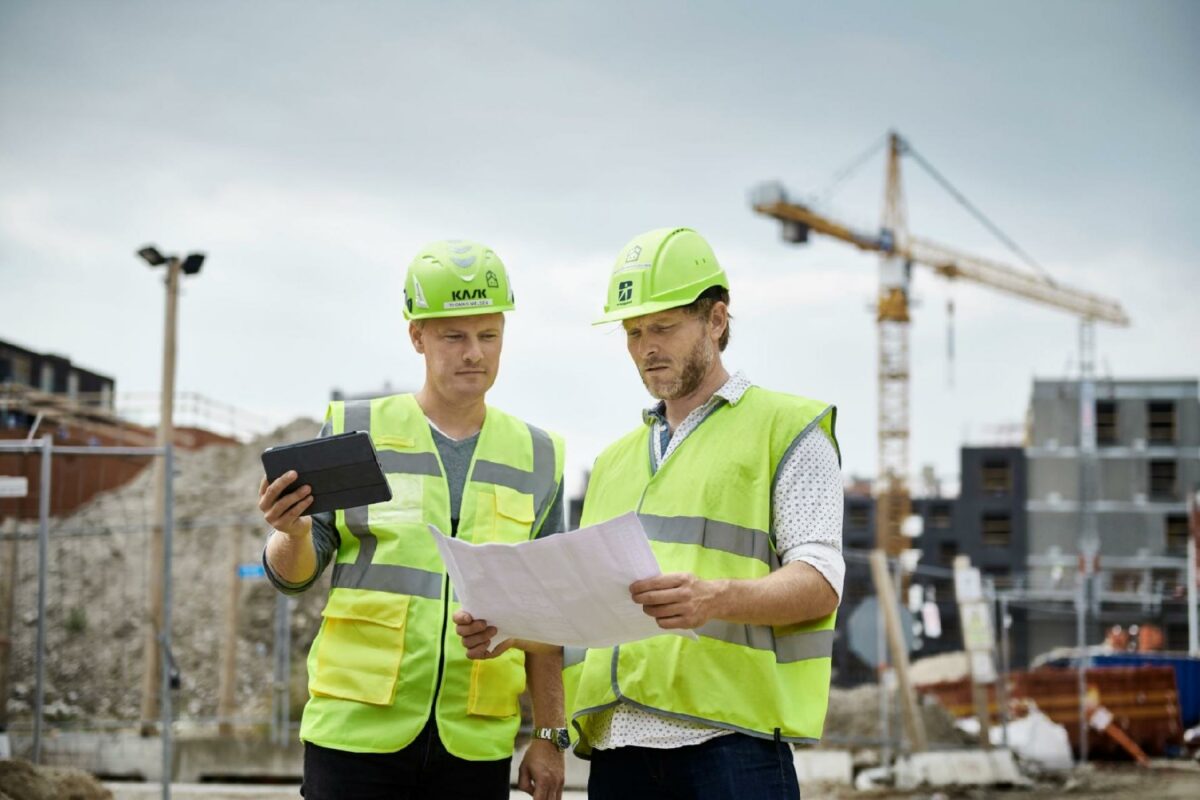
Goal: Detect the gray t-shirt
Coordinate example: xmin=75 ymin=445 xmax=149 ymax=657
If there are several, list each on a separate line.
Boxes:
xmin=264 ymin=421 xmax=565 ymax=594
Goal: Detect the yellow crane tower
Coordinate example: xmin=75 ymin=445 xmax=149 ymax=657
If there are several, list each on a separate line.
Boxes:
xmin=751 ymin=131 xmax=1129 ymax=557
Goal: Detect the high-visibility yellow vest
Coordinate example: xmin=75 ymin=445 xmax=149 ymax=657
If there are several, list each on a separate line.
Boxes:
xmin=300 ymin=393 xmax=565 ymax=759
xmin=564 ymin=386 xmax=837 ymax=755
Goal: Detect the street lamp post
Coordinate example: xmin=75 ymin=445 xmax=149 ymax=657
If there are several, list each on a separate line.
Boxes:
xmin=136 ymin=245 xmax=204 ymax=734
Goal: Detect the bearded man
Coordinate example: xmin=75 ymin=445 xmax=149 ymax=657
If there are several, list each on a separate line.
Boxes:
xmin=566 ymin=227 xmax=845 ymax=799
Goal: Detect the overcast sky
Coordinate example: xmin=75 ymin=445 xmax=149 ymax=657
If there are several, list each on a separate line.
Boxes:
xmin=2 ymin=0 xmax=1197 ymax=497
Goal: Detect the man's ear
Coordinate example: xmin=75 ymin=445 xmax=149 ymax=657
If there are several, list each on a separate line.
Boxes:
xmin=409 ymin=321 xmax=425 ymax=354
xmin=709 ymin=302 xmax=728 ymax=342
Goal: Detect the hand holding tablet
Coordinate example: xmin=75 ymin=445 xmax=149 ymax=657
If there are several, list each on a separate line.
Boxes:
xmin=260 ymin=431 xmax=392 ymax=516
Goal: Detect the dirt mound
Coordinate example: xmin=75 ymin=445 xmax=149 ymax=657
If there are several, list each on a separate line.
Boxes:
xmin=0 ymin=759 xmax=112 ymax=800
xmin=5 ymin=418 xmax=328 ymax=726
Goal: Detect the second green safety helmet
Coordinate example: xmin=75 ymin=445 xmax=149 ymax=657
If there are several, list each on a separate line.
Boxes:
xmin=594 ymin=227 xmax=729 ymax=324
xmin=403 ymin=240 xmax=515 ymax=320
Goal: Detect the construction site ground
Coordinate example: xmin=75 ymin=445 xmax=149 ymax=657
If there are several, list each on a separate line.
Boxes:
xmin=94 ymin=761 xmax=1200 ymax=800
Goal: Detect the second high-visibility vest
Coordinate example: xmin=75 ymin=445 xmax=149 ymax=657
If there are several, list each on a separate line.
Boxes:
xmin=564 ymin=386 xmax=838 ymax=754
xmin=300 ymin=393 xmax=564 ymax=760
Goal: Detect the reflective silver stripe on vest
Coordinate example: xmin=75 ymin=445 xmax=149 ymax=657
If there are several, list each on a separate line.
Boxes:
xmin=378 ymin=450 xmax=442 ymax=477
xmin=340 ymin=400 xmax=388 ymax=589
xmin=563 ymin=646 xmax=587 ymax=669
xmin=330 ymin=561 xmax=443 ymax=600
xmin=472 ymin=423 xmax=558 ymax=527
xmin=697 ymin=620 xmax=834 ymax=663
xmin=526 ymin=423 xmax=557 ymax=527
xmin=639 ymin=514 xmax=774 ymax=568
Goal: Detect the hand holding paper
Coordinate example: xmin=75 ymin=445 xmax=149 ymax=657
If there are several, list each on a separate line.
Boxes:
xmin=429 ymin=511 xmax=698 ymax=650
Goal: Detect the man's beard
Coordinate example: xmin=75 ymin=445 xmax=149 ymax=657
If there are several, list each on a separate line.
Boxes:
xmin=641 ymin=335 xmax=714 ymax=401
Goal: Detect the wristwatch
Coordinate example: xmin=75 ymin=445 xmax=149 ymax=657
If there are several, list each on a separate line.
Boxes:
xmin=532 ymin=726 xmax=570 ymax=751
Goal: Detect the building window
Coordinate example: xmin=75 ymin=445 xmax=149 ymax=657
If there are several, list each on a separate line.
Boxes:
xmin=10 ymin=354 xmax=31 ymax=385
xmin=1109 ymin=570 xmax=1142 ymax=593
xmin=1149 ymin=460 xmax=1177 ymax=501
xmin=1166 ymin=514 xmax=1189 ymax=554
xmin=939 ymin=541 xmax=958 ymax=565
xmin=984 ymin=567 xmax=1012 ymax=590
xmin=982 ymin=512 xmax=1012 ymax=548
xmin=1096 ymin=400 xmax=1118 ymax=446
xmin=929 ymin=502 xmax=952 ymax=528
xmin=1147 ymin=401 xmax=1176 ymax=445
xmin=981 ymin=460 xmax=1012 ymax=495
xmin=39 ymin=363 xmax=54 ymax=393
xmin=1152 ymin=569 xmax=1181 ymax=595
xmin=846 ymin=502 xmax=870 ymax=530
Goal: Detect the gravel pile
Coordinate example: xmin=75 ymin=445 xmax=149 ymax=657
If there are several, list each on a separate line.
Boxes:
xmin=5 ymin=419 xmax=328 ymax=727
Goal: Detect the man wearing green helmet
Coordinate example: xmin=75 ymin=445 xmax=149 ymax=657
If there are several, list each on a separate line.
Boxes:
xmin=569 ymin=228 xmax=844 ymax=797
xmin=257 ymin=240 xmax=568 ymax=800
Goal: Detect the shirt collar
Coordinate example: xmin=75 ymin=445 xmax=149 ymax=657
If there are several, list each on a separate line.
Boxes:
xmin=642 ymin=370 xmax=751 ymax=426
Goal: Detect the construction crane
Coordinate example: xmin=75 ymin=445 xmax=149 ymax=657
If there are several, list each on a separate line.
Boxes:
xmin=751 ymin=131 xmax=1129 ymax=556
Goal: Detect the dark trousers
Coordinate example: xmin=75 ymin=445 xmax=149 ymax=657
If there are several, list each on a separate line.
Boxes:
xmin=301 ymin=716 xmax=511 ymax=800
xmin=588 ymin=732 xmax=800 ymax=800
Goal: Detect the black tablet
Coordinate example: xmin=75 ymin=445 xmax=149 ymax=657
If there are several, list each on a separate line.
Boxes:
xmin=261 ymin=431 xmax=392 ymax=515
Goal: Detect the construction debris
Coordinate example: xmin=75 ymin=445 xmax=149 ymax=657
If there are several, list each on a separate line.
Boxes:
xmin=892 ymin=748 xmax=1028 ymax=790
xmin=823 ymin=685 xmax=967 ymax=746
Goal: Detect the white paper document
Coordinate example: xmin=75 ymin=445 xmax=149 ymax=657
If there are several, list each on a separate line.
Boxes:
xmin=429 ymin=511 xmax=697 ymax=648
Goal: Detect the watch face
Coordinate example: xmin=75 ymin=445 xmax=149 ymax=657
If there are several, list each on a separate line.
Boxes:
xmin=555 ymin=729 xmax=571 ymax=750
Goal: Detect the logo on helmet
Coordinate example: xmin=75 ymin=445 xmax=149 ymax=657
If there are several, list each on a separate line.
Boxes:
xmin=625 ymin=245 xmax=642 ymax=263
xmin=617 ymin=280 xmax=634 ymax=304
xmin=452 ymin=289 xmax=488 ymax=301
xmin=485 ymin=270 xmax=500 ymax=288
xmin=412 ymin=276 xmax=429 ymax=309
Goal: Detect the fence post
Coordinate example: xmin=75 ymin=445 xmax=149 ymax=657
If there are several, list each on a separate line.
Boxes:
xmin=32 ymin=435 xmax=51 ymax=764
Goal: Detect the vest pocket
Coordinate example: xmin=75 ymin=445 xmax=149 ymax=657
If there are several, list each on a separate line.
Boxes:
xmin=467 ymin=650 xmax=526 ymax=717
xmin=473 ymin=485 xmax=536 ymax=543
xmin=309 ymin=594 xmax=410 ymax=706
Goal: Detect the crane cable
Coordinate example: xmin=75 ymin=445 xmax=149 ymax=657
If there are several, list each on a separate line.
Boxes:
xmin=901 ymin=141 xmax=1058 ymax=286
xmin=817 ymin=133 xmax=891 ymax=207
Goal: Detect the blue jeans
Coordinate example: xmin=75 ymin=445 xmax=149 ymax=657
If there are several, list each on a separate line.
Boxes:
xmin=588 ymin=732 xmax=800 ymax=800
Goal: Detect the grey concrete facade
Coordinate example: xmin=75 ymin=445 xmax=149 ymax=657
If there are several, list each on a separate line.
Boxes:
xmin=835 ymin=446 xmax=1031 ymax=683
xmin=1025 ymin=378 xmax=1199 ymax=651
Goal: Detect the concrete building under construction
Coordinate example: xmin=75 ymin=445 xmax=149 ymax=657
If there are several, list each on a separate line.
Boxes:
xmin=1024 ymin=378 xmax=1200 ymax=654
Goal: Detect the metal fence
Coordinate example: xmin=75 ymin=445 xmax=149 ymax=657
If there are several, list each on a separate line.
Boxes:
xmin=0 ymin=432 xmax=311 ymax=794
xmin=0 ymin=437 xmax=171 ymax=791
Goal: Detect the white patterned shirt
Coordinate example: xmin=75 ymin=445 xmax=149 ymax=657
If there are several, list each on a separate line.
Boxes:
xmin=590 ymin=371 xmax=844 ymax=750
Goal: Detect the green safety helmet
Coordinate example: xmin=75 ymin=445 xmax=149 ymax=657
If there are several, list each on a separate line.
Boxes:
xmin=594 ymin=227 xmax=729 ymax=324
xmin=403 ymin=240 xmax=516 ymax=320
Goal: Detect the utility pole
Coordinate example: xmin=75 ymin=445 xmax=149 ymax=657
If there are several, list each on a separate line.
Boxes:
xmin=136 ymin=246 xmax=204 ymax=733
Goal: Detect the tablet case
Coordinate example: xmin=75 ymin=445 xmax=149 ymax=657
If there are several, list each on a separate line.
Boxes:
xmin=261 ymin=431 xmax=392 ymax=515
